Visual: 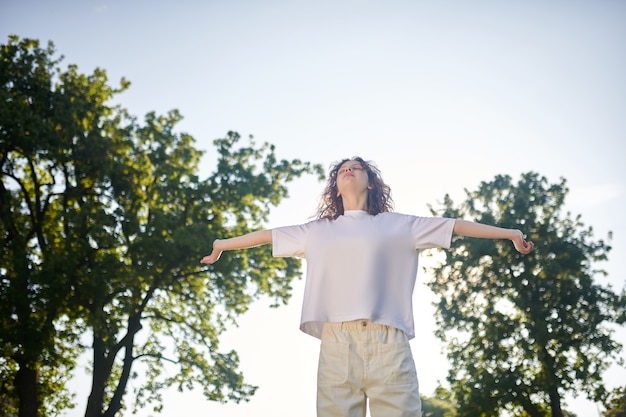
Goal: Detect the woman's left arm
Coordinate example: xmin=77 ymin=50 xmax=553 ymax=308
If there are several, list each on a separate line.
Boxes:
xmin=453 ymin=219 xmax=534 ymax=254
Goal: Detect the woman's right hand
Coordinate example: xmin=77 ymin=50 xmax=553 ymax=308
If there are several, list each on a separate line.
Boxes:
xmin=200 ymin=239 xmax=223 ymax=264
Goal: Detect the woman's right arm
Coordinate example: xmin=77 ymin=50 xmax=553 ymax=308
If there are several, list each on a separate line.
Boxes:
xmin=200 ymin=229 xmax=273 ymax=264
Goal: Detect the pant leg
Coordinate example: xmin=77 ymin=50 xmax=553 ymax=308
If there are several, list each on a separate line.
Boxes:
xmin=317 ymin=323 xmax=367 ymax=417
xmin=366 ymin=332 xmax=421 ymax=417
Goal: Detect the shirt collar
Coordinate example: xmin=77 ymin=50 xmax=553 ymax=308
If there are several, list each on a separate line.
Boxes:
xmin=342 ymin=210 xmax=370 ymax=218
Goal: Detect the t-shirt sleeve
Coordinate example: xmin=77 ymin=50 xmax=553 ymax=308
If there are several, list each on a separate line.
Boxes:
xmin=409 ymin=216 xmax=456 ymax=250
xmin=272 ymin=223 xmax=310 ymax=258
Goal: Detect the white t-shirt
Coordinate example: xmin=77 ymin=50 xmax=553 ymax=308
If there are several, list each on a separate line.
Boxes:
xmin=272 ymin=210 xmax=455 ymax=339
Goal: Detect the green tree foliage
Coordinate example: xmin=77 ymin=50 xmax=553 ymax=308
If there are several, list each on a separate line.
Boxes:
xmin=422 ymin=386 xmax=457 ymax=417
xmin=604 ymin=386 xmax=626 ymax=417
xmin=427 ymin=172 xmax=625 ymax=417
xmin=0 ymin=35 xmax=324 ymax=417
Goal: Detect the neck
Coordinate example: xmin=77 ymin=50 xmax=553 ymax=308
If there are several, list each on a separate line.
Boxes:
xmin=341 ymin=194 xmax=368 ymax=211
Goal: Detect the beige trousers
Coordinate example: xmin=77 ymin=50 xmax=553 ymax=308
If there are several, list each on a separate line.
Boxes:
xmin=317 ymin=320 xmax=421 ymax=417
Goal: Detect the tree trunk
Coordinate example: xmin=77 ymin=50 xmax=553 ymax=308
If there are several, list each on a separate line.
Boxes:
xmin=85 ymin=312 xmax=142 ymax=417
xmin=84 ymin=331 xmax=108 ymax=417
xmin=15 ymin=364 xmax=39 ymax=417
xmin=549 ymin=387 xmax=564 ymax=417
xmin=539 ymin=345 xmax=564 ymax=417
xmin=101 ymin=313 xmax=142 ymax=417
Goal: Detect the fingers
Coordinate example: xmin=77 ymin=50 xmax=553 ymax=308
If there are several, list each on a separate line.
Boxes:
xmin=510 ymin=229 xmax=533 ymax=254
xmin=517 ymin=239 xmax=534 ymax=254
xmin=200 ymin=255 xmax=216 ymax=264
xmin=200 ymin=249 xmax=222 ymax=264
xmin=201 ymin=239 xmax=224 ymax=264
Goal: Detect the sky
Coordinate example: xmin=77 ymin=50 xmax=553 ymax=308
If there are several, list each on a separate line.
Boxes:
xmin=1 ymin=0 xmax=625 ymax=416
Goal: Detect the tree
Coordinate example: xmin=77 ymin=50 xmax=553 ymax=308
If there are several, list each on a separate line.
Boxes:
xmin=1 ymin=35 xmax=100 ymax=417
xmin=427 ymin=172 xmax=625 ymax=417
xmin=604 ymin=386 xmax=626 ymax=417
xmin=422 ymin=386 xmax=457 ymax=417
xmin=0 ymin=35 xmax=324 ymax=417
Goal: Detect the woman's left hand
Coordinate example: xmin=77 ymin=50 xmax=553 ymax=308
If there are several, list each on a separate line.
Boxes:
xmin=512 ymin=230 xmax=534 ymax=254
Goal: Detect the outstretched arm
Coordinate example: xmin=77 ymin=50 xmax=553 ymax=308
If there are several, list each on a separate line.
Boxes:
xmin=453 ymin=219 xmax=534 ymax=254
xmin=200 ymin=229 xmax=273 ymax=264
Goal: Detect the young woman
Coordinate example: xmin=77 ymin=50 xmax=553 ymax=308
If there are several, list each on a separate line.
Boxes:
xmin=201 ymin=157 xmax=534 ymax=417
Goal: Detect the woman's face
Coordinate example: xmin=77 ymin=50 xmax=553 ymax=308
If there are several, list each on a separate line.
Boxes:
xmin=336 ymin=160 xmax=370 ymax=196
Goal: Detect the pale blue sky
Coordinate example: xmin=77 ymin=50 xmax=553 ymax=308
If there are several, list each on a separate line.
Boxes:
xmin=1 ymin=1 xmax=625 ymax=416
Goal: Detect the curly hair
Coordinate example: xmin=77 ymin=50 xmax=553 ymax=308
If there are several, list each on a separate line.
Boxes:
xmin=315 ymin=157 xmax=393 ymax=220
